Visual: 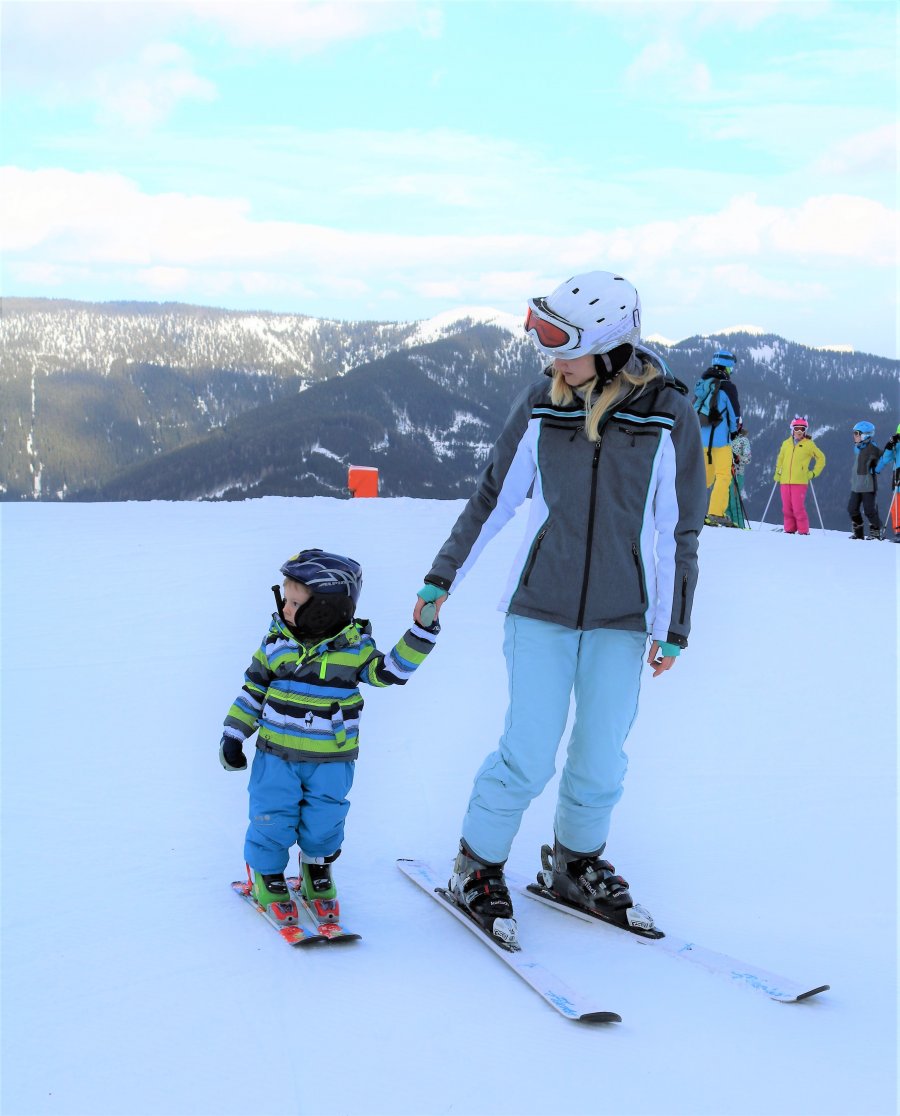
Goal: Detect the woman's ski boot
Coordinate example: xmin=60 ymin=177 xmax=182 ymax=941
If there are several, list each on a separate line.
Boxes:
xmin=538 ymin=839 xmax=661 ymax=937
xmin=448 ymin=840 xmax=518 ymax=949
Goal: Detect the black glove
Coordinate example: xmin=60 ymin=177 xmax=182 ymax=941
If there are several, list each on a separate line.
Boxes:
xmin=886 ymin=433 xmax=900 ymax=451
xmin=219 ymin=736 xmax=247 ymax=771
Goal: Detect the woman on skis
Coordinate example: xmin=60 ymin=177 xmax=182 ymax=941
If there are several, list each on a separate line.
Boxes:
xmin=412 ymin=270 xmax=707 ymax=947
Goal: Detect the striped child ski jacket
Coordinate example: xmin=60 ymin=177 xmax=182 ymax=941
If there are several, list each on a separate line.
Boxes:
xmin=426 ymin=347 xmax=707 ymax=648
xmin=223 ymin=615 xmax=437 ymax=762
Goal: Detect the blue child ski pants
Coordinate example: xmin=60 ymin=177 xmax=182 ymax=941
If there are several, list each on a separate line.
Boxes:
xmin=461 ymin=615 xmax=646 ymax=864
xmin=244 ymin=749 xmax=355 ymax=873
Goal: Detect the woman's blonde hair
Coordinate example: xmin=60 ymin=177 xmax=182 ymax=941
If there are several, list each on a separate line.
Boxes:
xmin=550 ymin=356 xmax=659 ymax=442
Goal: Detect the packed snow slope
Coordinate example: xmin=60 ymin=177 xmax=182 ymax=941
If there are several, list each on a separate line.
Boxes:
xmin=1 ymin=498 xmax=897 ymax=1116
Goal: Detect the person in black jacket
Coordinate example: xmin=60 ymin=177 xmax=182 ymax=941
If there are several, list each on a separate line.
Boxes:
xmin=848 ymin=422 xmax=884 ymax=539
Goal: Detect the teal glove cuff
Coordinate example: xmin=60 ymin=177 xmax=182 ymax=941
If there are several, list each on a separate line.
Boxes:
xmin=658 ymin=641 xmax=681 ymax=658
xmin=417 ymin=584 xmax=448 ymax=603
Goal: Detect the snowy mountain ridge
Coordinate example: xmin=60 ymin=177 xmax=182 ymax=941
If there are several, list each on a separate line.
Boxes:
xmin=1 ymin=298 xmax=897 ymax=533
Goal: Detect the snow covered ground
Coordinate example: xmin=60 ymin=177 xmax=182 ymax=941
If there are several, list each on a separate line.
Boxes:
xmin=1 ymin=497 xmax=896 ymax=1116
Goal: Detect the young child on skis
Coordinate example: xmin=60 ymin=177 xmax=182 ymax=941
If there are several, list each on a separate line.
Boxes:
xmin=875 ymin=424 xmax=900 ymax=542
xmin=220 ymin=548 xmax=439 ymax=925
xmin=773 ymin=417 xmax=826 ymax=535
xmin=847 ymin=422 xmax=884 ymax=539
xmin=727 ymin=423 xmax=752 ymax=528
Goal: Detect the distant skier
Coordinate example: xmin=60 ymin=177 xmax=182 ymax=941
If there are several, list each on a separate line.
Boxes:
xmin=221 ymin=549 xmax=439 ymax=923
xmin=773 ymin=417 xmax=826 ymax=535
xmin=875 ymin=423 xmax=900 ymax=542
xmin=413 ymin=270 xmax=706 ymax=948
xmin=847 ymin=423 xmax=884 ymax=539
xmin=693 ymin=350 xmax=741 ymax=526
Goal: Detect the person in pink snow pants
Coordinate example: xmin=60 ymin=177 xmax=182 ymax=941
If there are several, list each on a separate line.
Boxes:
xmin=773 ymin=417 xmax=826 ymax=534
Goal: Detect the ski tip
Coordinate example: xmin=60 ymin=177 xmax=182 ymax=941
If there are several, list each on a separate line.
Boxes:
xmin=579 ymin=1011 xmax=622 ymax=1024
xmin=795 ymin=984 xmax=830 ymax=1002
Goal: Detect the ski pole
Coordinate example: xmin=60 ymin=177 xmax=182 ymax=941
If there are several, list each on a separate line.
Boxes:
xmin=760 ymin=481 xmax=778 ymax=526
xmin=809 ymin=480 xmax=826 ymax=532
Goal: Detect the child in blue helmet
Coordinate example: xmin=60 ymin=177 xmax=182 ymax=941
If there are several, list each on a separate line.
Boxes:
xmin=875 ymin=423 xmax=900 ymax=542
xmin=220 ymin=548 xmax=440 ymax=922
xmin=848 ymin=423 xmax=884 ymax=540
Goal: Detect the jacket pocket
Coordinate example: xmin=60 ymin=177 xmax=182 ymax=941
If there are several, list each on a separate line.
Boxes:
xmin=523 ymin=524 xmax=549 ymax=587
xmin=630 ymin=543 xmax=647 ymax=605
xmin=617 ymin=425 xmax=658 ymax=447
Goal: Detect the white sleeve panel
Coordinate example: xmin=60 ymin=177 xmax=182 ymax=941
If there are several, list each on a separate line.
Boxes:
xmin=452 ymin=418 xmax=539 ymax=591
xmin=649 ymin=432 xmax=680 ymax=640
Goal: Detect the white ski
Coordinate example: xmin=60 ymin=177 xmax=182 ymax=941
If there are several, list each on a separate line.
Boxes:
xmin=397 ymin=859 xmax=620 ymax=1024
xmin=515 ymin=875 xmax=829 ymax=1003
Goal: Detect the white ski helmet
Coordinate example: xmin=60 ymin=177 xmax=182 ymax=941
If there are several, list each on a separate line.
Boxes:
xmin=525 ymin=271 xmax=641 ymax=359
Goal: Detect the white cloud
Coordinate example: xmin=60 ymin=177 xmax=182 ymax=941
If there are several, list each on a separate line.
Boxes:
xmin=91 ymin=43 xmax=217 ymax=128
xmin=3 ymin=166 xmax=896 ymax=353
xmin=186 ymin=0 xmax=442 ymax=54
xmin=814 ymin=123 xmax=898 ymax=175
xmin=625 ymin=39 xmax=711 ymax=99
xmin=583 ymin=0 xmax=828 ymax=32
xmin=6 ymin=168 xmax=895 ymax=273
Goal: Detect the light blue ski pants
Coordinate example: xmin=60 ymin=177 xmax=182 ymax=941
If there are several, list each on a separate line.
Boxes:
xmin=461 ymin=615 xmax=646 ymax=864
xmin=244 ymin=750 xmax=355 ymax=873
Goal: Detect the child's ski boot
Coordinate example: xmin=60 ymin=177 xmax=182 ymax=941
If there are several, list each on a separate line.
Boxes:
xmin=249 ymin=868 xmax=298 ymax=925
xmin=300 ymin=851 xmax=342 ymax=923
xmin=849 ymin=517 xmax=865 ymax=540
xmin=538 ymin=839 xmax=659 ymax=936
xmin=448 ymin=840 xmax=518 ymax=948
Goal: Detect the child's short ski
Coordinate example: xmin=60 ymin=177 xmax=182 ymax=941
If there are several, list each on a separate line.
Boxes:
xmin=517 ymin=878 xmax=829 ymax=1003
xmin=285 ymin=877 xmax=361 ymax=944
xmin=231 ymin=880 xmax=329 ymax=947
xmin=397 ymin=858 xmax=620 ymax=1024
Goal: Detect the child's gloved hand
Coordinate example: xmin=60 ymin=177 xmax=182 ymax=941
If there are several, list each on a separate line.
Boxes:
xmin=415 ymin=583 xmax=447 ymax=628
xmin=219 ymin=736 xmax=247 ymax=771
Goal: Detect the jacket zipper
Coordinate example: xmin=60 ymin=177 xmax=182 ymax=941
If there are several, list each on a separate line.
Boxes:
xmin=630 ymin=544 xmax=647 ymax=605
xmin=522 ymin=526 xmax=547 ymax=586
xmin=577 ymin=441 xmax=603 ymax=628
xmin=679 ymin=574 xmax=688 ymax=624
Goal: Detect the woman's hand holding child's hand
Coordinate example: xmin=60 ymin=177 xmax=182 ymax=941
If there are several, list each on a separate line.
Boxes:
xmin=415 ymin=584 xmax=447 ymax=628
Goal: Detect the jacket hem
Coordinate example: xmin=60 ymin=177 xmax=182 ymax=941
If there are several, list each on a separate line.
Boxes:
xmin=256 ymin=739 xmax=359 ymax=763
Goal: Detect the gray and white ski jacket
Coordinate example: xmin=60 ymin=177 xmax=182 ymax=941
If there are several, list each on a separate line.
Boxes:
xmin=426 ymin=350 xmax=707 ymax=647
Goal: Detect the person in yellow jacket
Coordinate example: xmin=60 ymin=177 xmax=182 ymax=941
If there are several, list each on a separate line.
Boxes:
xmin=773 ymin=416 xmax=826 ymax=534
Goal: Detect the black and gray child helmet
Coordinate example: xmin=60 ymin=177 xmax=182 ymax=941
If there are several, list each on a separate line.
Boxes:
xmin=280 ymin=549 xmax=363 ymax=604
xmin=278 ymin=549 xmax=363 ymax=639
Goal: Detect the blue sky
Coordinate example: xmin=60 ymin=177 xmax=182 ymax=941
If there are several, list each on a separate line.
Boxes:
xmin=2 ymin=0 xmax=897 ymax=355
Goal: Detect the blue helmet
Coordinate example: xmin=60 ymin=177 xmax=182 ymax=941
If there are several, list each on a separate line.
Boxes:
xmin=852 ymin=421 xmax=875 ymax=441
xmin=712 ymin=349 xmax=736 ymax=374
xmin=280 ymin=549 xmax=363 ymax=606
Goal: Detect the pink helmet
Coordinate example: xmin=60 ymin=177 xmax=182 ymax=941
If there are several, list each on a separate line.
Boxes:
xmin=790 ymin=416 xmax=809 ymax=431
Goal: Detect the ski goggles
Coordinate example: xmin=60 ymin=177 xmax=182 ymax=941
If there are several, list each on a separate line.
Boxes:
xmin=524 ymin=298 xmax=584 ymax=354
